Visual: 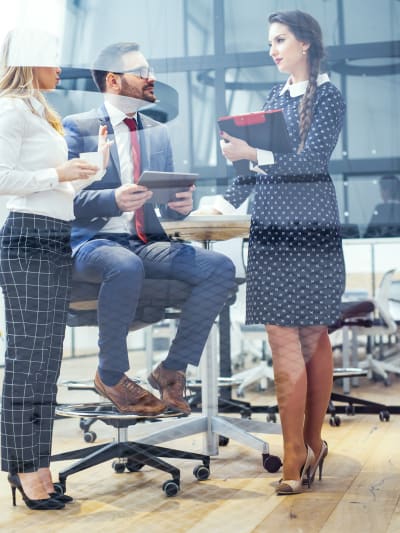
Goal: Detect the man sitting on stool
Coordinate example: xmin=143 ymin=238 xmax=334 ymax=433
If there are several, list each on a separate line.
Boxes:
xmin=63 ymin=42 xmax=235 ymax=416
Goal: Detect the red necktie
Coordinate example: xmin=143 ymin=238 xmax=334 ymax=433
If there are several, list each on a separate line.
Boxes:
xmin=123 ymin=117 xmax=147 ymax=243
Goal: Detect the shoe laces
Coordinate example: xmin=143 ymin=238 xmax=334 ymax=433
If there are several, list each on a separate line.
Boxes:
xmin=121 ymin=376 xmax=145 ymax=398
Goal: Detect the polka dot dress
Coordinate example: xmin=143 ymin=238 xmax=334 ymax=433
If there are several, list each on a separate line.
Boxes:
xmin=224 ymin=81 xmax=346 ymax=326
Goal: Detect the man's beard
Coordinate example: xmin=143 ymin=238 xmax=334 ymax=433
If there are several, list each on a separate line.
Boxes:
xmin=105 ymin=92 xmax=155 ymax=114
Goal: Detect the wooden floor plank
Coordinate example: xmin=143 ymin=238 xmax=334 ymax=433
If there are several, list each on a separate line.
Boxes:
xmin=0 ymin=354 xmax=399 ymax=532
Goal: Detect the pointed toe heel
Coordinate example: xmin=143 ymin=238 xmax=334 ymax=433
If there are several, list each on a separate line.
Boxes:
xmin=8 ymin=474 xmax=65 ymax=510
xmin=304 ymin=440 xmax=328 ymax=485
xmin=276 ymin=445 xmax=315 ymax=495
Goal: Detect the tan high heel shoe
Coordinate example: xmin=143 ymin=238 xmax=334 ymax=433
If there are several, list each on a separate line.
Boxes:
xmin=307 ymin=441 xmax=328 ymax=485
xmin=276 ymin=445 xmax=315 ymax=495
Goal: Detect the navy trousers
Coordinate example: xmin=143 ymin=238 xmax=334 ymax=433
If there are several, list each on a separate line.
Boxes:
xmin=73 ymin=234 xmax=236 ymax=374
xmin=0 ymin=213 xmax=72 ymax=473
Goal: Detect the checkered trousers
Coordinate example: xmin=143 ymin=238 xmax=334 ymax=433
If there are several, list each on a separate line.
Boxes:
xmin=0 ymin=212 xmax=72 ymax=473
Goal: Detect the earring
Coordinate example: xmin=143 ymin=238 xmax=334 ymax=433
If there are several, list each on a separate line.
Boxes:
xmin=302 ymin=50 xmax=306 ymax=55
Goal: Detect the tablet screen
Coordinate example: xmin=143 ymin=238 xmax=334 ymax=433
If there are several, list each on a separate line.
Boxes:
xmin=138 ymin=171 xmax=198 ymax=203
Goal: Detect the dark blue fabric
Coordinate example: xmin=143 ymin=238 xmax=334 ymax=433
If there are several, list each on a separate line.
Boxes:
xmin=73 ymin=235 xmax=236 ymax=372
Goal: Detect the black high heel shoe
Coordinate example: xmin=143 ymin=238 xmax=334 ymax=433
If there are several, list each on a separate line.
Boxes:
xmin=49 ymin=491 xmax=73 ymax=503
xmin=8 ymin=474 xmax=65 ymax=510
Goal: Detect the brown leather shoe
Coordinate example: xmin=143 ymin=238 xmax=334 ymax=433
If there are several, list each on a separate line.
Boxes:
xmin=148 ymin=363 xmax=191 ymax=415
xmin=94 ymin=371 xmax=167 ymax=416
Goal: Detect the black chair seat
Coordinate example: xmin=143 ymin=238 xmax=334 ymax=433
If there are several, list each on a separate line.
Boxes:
xmin=328 ymin=300 xmax=375 ymax=333
xmin=67 ymin=278 xmax=191 ymax=329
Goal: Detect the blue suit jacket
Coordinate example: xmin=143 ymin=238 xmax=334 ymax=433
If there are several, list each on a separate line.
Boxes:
xmin=63 ymin=104 xmax=185 ymax=255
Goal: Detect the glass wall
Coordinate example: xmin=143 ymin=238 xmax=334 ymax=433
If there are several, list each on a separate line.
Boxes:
xmin=0 ymin=0 xmax=398 ymax=365
xmin=1 ymin=0 xmax=399 ymax=230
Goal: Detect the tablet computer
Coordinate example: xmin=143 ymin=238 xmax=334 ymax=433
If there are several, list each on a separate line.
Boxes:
xmin=138 ymin=171 xmax=198 ymax=204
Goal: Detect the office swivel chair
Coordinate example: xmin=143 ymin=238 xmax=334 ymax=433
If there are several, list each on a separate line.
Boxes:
xmin=52 ymin=276 xmax=211 ymax=496
xmin=344 ymin=269 xmax=399 ymax=384
xmin=327 ymin=268 xmax=400 ymax=425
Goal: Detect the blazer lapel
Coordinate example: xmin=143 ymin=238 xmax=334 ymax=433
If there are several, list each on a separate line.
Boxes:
xmin=136 ymin=113 xmax=149 ymax=171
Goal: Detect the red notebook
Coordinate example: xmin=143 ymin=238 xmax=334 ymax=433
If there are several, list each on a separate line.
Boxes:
xmin=217 ymin=109 xmax=292 ymax=154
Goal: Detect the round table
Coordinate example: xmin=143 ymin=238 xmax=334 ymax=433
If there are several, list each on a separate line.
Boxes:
xmin=161 ymin=214 xmax=250 ymax=246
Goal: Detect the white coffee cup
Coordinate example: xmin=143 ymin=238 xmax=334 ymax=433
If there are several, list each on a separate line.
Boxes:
xmin=79 ymin=151 xmax=103 ymax=181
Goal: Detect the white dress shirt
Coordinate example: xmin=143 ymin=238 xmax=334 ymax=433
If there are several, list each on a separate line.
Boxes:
xmin=100 ymin=100 xmax=138 ymax=233
xmin=0 ymin=96 xmax=92 ymax=221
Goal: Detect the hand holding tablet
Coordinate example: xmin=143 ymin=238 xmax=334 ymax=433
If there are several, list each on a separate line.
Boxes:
xmin=138 ymin=171 xmax=198 ymax=204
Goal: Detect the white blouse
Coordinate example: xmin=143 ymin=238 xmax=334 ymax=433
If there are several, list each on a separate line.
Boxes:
xmin=0 ymin=96 xmax=91 ymax=221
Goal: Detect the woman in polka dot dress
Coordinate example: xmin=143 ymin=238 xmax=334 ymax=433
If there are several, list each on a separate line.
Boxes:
xmin=214 ymin=11 xmax=346 ymax=494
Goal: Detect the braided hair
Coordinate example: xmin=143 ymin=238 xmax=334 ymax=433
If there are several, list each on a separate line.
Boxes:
xmin=268 ymin=10 xmax=324 ymax=152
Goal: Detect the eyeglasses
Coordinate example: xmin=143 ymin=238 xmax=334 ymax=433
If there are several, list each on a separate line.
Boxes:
xmin=120 ymin=67 xmax=155 ymax=79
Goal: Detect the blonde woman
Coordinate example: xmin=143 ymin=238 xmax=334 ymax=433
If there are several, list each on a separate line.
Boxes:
xmin=0 ymin=28 xmax=108 ymax=510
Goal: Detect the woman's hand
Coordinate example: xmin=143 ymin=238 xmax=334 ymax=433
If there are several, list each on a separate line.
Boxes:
xmin=98 ymin=124 xmax=113 ymax=168
xmin=56 ymin=159 xmax=98 ymax=182
xmin=220 ymin=131 xmax=257 ymax=162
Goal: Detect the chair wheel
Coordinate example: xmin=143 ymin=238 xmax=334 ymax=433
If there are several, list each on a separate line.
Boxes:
xmin=126 ymin=460 xmax=145 ymax=472
xmin=329 ymin=415 xmax=341 ymax=426
xmin=262 ymin=453 xmax=282 ymax=473
xmin=112 ymin=461 xmax=126 ymax=473
xmin=240 ymin=409 xmax=251 ymax=419
xmin=162 ymin=480 xmax=180 ymax=497
xmin=345 ymin=404 xmax=355 ymax=416
xmin=83 ymin=431 xmax=97 ymax=443
xmin=193 ymin=465 xmax=210 ymax=481
xmin=219 ymin=435 xmax=229 ymax=446
xmin=379 ymin=410 xmax=390 ymax=422
xmin=267 ymin=413 xmax=277 ymax=423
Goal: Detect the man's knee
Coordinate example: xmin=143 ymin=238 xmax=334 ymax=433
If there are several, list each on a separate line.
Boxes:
xmin=213 ymin=253 xmax=236 ymax=284
xmin=106 ymin=253 xmax=145 ymax=287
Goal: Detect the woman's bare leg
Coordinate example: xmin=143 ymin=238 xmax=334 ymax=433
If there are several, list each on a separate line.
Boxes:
xmin=17 ymin=472 xmax=49 ymax=500
xmin=300 ymin=326 xmax=333 ymax=457
xmin=37 ymin=467 xmax=55 ymax=494
xmin=266 ymin=324 xmax=307 ymax=480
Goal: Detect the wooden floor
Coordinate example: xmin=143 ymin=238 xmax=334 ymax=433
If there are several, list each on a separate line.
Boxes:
xmin=0 ymin=354 xmax=399 ymax=533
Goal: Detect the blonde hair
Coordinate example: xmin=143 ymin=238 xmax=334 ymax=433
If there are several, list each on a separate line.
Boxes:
xmin=0 ymin=32 xmax=63 ymax=135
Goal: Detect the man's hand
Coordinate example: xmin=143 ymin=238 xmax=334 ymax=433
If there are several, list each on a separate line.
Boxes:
xmin=98 ymin=124 xmax=113 ymax=168
xmin=115 ymin=183 xmax=153 ymax=212
xmin=168 ymin=185 xmax=195 ymax=215
xmin=220 ymin=131 xmax=257 ymax=162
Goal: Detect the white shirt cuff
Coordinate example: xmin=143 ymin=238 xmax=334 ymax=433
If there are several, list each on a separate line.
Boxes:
xmin=39 ymin=168 xmax=60 ymax=188
xmin=213 ymin=195 xmax=237 ymax=215
xmin=256 ymin=149 xmax=275 ymax=166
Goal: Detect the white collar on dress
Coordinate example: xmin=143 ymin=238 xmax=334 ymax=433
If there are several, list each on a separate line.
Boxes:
xmin=279 ymin=73 xmax=330 ymax=97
